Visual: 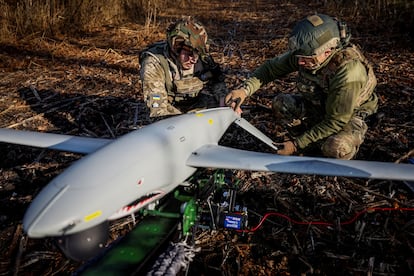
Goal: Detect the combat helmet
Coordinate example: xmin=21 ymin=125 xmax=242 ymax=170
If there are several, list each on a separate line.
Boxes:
xmin=167 ymin=16 xmax=209 ymax=58
xmin=288 ymin=14 xmax=349 ymax=57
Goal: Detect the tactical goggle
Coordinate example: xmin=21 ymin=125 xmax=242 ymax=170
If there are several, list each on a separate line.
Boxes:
xmin=180 ymin=45 xmax=200 ymax=59
xmin=294 ymin=54 xmax=322 ymax=70
xmin=295 ymin=54 xmax=319 ymax=62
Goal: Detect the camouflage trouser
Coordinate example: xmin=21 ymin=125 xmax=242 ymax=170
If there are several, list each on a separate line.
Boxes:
xmin=321 ymin=116 xmax=368 ymax=159
xmin=272 ymin=93 xmax=368 ymax=160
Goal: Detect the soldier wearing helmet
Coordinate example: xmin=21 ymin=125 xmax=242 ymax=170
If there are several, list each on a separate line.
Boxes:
xmin=225 ymin=14 xmax=378 ymax=160
xmin=140 ymin=16 xmax=227 ymax=117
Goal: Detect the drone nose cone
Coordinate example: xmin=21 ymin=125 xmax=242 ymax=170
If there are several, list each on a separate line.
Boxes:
xmin=24 ymin=218 xmax=68 ymax=238
xmin=23 ymin=183 xmax=76 ymax=238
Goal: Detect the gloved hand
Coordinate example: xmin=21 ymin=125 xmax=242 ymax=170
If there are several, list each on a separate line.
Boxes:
xmin=276 ymin=140 xmax=297 ymax=155
xmin=225 ymin=88 xmax=248 ymax=114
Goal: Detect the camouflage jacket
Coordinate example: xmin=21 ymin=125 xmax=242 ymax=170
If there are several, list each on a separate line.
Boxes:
xmin=139 ymin=41 xmax=225 ymax=117
xmin=242 ymin=44 xmax=378 ymax=149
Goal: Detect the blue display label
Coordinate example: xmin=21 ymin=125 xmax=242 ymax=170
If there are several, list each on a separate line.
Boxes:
xmin=224 ymin=215 xmax=242 ymax=229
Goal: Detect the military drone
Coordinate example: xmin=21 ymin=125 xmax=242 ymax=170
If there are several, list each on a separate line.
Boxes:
xmin=1 ymin=107 xmax=413 ymax=261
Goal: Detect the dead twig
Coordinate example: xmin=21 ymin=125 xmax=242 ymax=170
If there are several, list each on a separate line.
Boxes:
xmin=12 ymin=231 xmax=27 ymax=276
xmin=395 ymin=148 xmax=414 ymax=164
xmin=29 ymin=85 xmax=42 ymax=102
xmin=100 ymin=113 xmax=115 ymax=138
xmin=347 ymin=181 xmax=405 ymax=206
xmin=4 ymin=101 xmax=74 ymax=129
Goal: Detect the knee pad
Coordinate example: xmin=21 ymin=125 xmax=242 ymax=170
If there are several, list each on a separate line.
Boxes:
xmin=322 ymin=117 xmax=368 ymax=159
xmin=322 ymin=135 xmax=357 ymax=160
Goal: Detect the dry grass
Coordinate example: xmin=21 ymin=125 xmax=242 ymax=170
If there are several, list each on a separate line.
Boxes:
xmin=326 ymin=0 xmax=414 ymax=32
xmin=0 ymin=0 xmax=413 ymax=43
xmin=0 ymin=0 xmax=172 ymax=42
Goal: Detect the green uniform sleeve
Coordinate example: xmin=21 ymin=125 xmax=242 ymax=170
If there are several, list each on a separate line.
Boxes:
xmin=295 ymin=60 xmax=368 ymax=148
xmin=243 ymin=51 xmax=297 ymax=96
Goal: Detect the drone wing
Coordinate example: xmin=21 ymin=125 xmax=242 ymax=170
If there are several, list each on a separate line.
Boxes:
xmin=187 ymin=144 xmax=414 ymax=181
xmin=0 ymin=128 xmax=112 ymax=154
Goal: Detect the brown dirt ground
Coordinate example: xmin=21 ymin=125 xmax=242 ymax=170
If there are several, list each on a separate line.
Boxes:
xmin=1 ymin=0 xmax=414 ymax=275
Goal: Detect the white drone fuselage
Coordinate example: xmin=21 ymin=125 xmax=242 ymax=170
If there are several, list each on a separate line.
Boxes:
xmin=22 ymin=108 xmax=237 ymax=237
xmin=1 ymin=107 xmax=413 ymax=239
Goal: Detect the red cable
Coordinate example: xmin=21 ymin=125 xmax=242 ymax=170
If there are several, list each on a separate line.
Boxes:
xmin=240 ymin=207 xmax=414 ymax=233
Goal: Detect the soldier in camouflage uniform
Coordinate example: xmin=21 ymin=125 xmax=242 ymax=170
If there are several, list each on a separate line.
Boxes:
xmin=140 ymin=16 xmax=227 ymax=117
xmin=225 ymin=14 xmax=378 ymax=160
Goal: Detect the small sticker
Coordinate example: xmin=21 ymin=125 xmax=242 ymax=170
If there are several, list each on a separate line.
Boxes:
xmin=152 ymin=95 xmax=161 ymax=100
xmin=208 ymin=119 xmax=213 ymax=125
xmin=84 ymin=210 xmax=102 ymax=222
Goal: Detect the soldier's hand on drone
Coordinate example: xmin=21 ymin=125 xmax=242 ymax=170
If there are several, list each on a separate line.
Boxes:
xmin=276 ymin=140 xmax=297 ymax=155
xmin=225 ymin=88 xmax=248 ymax=114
